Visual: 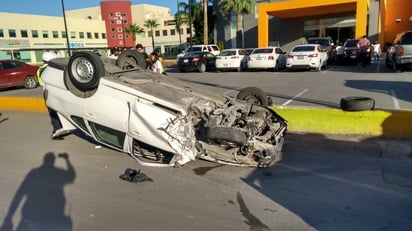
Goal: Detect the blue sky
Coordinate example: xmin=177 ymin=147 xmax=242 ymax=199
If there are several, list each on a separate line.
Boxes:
xmin=0 ymin=0 xmax=179 ymax=16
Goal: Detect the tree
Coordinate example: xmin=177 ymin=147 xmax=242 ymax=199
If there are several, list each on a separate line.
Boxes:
xmin=174 ymin=11 xmax=187 ymax=52
xmin=125 ymin=23 xmax=145 ymax=46
xmin=144 ymin=19 xmax=160 ymax=50
xmin=218 ymin=0 xmax=256 ymax=48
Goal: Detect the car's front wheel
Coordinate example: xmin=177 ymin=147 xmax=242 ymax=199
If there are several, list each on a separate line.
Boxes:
xmin=65 ymin=51 xmax=105 ymax=97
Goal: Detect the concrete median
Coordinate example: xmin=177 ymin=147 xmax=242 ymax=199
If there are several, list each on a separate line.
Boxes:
xmin=1 ymin=96 xmax=412 ymax=138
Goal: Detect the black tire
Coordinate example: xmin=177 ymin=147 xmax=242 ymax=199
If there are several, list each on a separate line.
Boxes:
xmin=236 ymin=87 xmax=269 ymax=106
xmin=24 ymin=76 xmax=38 ymax=89
xmin=116 ymin=50 xmax=146 ymax=70
xmin=207 ymin=126 xmax=247 ymax=146
xmin=340 ymin=97 xmax=375 ymax=111
xmin=67 ymin=51 xmax=105 ymax=92
xmin=178 ymin=68 xmax=186 ymax=73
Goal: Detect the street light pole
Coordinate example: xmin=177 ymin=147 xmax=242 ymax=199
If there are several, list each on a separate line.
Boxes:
xmin=61 ymin=0 xmax=71 ymax=56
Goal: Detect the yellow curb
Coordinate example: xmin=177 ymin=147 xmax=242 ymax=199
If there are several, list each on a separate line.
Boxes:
xmin=0 ymin=97 xmax=47 ymax=112
xmin=1 ymin=96 xmax=412 ymax=138
xmin=271 ymin=106 xmax=412 ymax=138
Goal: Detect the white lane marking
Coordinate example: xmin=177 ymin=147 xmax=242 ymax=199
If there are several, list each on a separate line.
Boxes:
xmin=390 ymin=89 xmax=400 ymax=109
xmin=282 ymin=89 xmax=309 ymax=106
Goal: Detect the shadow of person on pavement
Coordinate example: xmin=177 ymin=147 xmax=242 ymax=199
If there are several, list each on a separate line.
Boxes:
xmin=0 ymin=152 xmax=76 ymax=231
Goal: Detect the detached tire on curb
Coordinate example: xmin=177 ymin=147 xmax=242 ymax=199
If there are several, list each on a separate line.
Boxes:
xmin=340 ymin=96 xmax=375 ymax=111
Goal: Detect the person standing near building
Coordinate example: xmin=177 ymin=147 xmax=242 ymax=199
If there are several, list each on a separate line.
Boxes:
xmin=371 ymin=41 xmax=381 ymax=63
xmin=109 ymin=47 xmax=120 ymax=59
xmin=357 ymin=35 xmax=371 ymax=66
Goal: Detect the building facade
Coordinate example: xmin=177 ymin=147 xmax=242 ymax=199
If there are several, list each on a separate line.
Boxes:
xmin=0 ymin=1 xmax=191 ymax=64
xmin=214 ymin=0 xmax=412 ymax=52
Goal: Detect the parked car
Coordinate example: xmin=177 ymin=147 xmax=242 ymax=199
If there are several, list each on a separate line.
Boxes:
xmin=247 ymin=47 xmax=287 ymax=71
xmin=176 ymin=44 xmax=220 ymax=59
xmin=40 ymin=51 xmax=287 ymax=168
xmin=335 ymin=39 xmax=371 ymax=65
xmin=385 ymin=31 xmax=412 ymax=72
xmin=244 ymin=48 xmax=256 ymax=55
xmin=306 ymin=37 xmax=335 ymax=64
xmin=215 ymin=48 xmax=248 ymax=72
xmin=286 ymin=44 xmax=328 ymax=71
xmin=177 ymin=51 xmax=216 ymax=73
xmin=0 ymin=60 xmax=38 ymax=90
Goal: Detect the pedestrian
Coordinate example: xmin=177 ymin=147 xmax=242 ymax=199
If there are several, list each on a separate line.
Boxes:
xmin=135 ymin=43 xmax=149 ymax=68
xmin=109 ymin=47 xmax=120 ymax=59
xmin=371 ymin=41 xmax=381 ymax=63
xmin=357 ymin=35 xmax=371 ymax=66
xmin=148 ymin=52 xmax=163 ymax=74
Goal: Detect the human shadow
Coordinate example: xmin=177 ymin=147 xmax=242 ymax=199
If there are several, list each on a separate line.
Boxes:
xmin=0 ymin=152 xmax=76 ymax=231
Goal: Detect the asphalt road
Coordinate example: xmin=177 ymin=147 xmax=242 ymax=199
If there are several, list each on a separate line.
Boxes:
xmin=2 ymin=60 xmax=412 ymax=110
xmin=0 ymin=111 xmax=411 ymax=231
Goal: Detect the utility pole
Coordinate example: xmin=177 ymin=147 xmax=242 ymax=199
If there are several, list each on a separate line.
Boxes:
xmin=61 ymin=0 xmax=71 ymax=56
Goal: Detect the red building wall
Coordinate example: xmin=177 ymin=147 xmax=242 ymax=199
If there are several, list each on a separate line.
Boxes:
xmin=100 ymin=1 xmax=133 ymax=48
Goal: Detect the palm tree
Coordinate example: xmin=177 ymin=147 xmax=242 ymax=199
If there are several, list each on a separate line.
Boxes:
xmin=125 ymin=23 xmax=145 ymax=46
xmin=218 ymin=0 xmax=256 ymax=48
xmin=144 ymin=19 xmax=160 ymax=50
xmin=174 ymin=11 xmax=187 ymax=52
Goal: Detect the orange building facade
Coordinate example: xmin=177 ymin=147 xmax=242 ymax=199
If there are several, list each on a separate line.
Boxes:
xmin=257 ymin=0 xmax=412 ymax=48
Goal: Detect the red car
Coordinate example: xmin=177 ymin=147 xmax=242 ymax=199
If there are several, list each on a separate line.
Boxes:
xmin=0 ymin=60 xmax=39 ymax=90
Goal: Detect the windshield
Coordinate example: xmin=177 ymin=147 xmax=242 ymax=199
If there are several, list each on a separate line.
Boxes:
xmin=252 ymin=48 xmax=274 ymax=54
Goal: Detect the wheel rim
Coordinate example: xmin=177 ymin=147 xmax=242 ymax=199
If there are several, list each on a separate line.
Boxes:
xmin=71 ymin=57 xmax=95 ymax=83
xmin=123 ymin=56 xmax=138 ymax=69
xmin=243 ymin=94 xmax=262 ymax=105
xmin=26 ymin=78 xmax=36 ymax=88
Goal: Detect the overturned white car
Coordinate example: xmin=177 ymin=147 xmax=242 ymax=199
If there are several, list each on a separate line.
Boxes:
xmin=41 ymin=50 xmax=287 ymax=167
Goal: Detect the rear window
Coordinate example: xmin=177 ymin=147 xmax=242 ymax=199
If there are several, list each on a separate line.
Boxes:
xmin=292 ymin=46 xmax=316 ymax=52
xmin=253 ymin=48 xmax=273 ymax=54
xmin=219 ymin=50 xmax=236 ymax=56
xmin=183 ymin=52 xmax=202 ymax=58
xmin=401 ymin=32 xmax=412 ymax=45
xmin=211 ymin=45 xmax=219 ymax=51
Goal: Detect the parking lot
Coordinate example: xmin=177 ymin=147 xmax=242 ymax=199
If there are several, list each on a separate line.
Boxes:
xmin=1 ymin=56 xmax=412 ymax=230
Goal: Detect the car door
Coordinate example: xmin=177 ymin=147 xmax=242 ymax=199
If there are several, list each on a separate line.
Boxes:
xmin=0 ymin=62 xmax=8 ymax=88
xmin=0 ymin=61 xmax=24 ymax=88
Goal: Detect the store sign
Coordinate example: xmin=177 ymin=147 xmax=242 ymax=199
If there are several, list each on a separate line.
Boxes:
xmin=164 ymin=20 xmax=176 ymax=26
xmin=69 ymin=42 xmax=85 ymax=48
xmin=0 ymin=39 xmax=30 ymax=48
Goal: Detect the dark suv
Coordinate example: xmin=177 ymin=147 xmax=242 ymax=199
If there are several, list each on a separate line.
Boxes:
xmin=307 ymin=37 xmax=335 ymax=64
xmin=335 ymin=39 xmax=371 ymax=65
xmin=385 ymin=31 xmax=412 ymax=72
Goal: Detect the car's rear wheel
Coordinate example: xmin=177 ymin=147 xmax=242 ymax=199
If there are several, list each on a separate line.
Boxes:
xmin=236 ymin=87 xmax=269 ymax=106
xmin=116 ymin=50 xmax=146 ymax=70
xmin=24 ymin=76 xmax=37 ymax=89
xmin=199 ymin=63 xmax=206 ymax=73
xmin=67 ymin=51 xmax=105 ymax=92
